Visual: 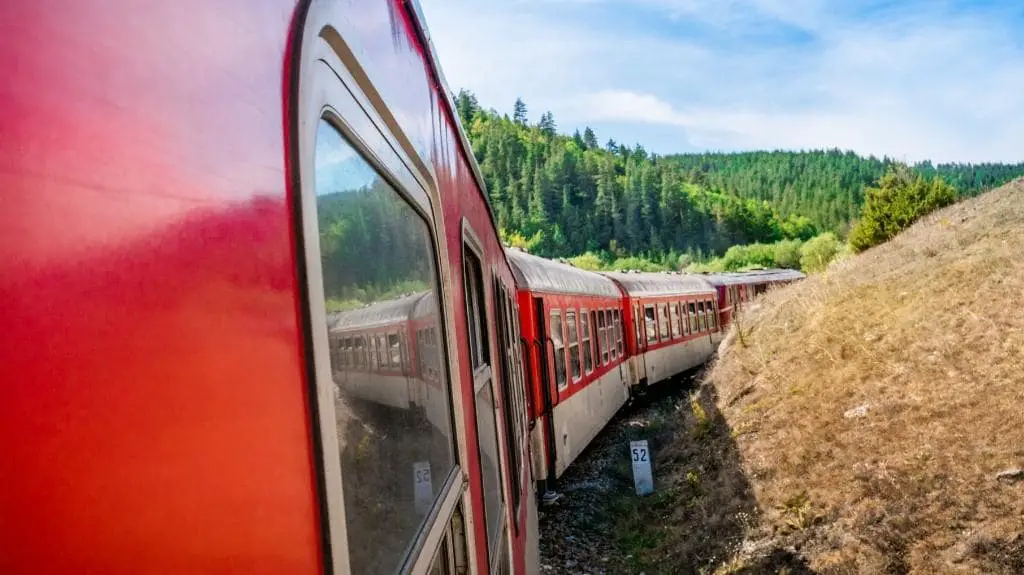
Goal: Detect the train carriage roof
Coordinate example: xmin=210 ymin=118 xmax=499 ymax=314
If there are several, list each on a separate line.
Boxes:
xmin=329 ymin=292 xmax=427 ymax=332
xmin=505 ymin=248 xmax=621 ymax=299
xmin=703 ymin=269 xmax=806 ymax=286
xmin=600 ymin=271 xmax=715 ymax=298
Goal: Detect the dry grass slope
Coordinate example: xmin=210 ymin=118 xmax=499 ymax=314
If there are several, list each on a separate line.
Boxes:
xmin=707 ymin=179 xmax=1024 ymax=573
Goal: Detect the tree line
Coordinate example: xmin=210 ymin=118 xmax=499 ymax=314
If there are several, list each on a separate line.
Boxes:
xmin=455 ymin=90 xmax=1024 ymax=265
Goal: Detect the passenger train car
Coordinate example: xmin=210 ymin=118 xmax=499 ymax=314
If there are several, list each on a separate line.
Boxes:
xmin=507 ymin=249 xmax=630 ymax=487
xmin=2 ymin=0 xmax=537 ymax=573
xmin=705 ymin=269 xmax=806 ymax=328
xmin=1 ymin=0 xmax=805 ymax=572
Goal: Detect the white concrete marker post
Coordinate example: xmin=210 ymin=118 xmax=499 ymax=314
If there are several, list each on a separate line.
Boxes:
xmin=413 ymin=461 xmax=433 ymax=515
xmin=630 ymin=440 xmax=653 ymax=496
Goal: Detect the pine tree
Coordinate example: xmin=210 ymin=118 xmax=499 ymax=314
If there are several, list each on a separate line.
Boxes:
xmin=513 ymin=98 xmax=528 ymax=125
xmin=538 ymin=111 xmax=556 ymax=137
xmin=583 ymin=127 xmax=598 ymax=150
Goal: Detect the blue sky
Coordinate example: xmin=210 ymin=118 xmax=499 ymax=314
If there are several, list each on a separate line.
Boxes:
xmin=421 ymin=0 xmax=1024 ymax=163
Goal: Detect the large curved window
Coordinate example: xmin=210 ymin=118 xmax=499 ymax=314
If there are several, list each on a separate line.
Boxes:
xmin=314 ymin=119 xmax=456 ymax=574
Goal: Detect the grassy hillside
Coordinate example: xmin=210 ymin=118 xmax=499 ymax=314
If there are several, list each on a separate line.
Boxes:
xmin=618 ymin=179 xmax=1024 ymax=573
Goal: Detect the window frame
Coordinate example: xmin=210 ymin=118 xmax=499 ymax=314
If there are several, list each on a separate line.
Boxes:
xmin=294 ymin=32 xmax=472 ymax=573
xmin=598 ymin=308 xmax=606 ymax=362
xmin=550 ymin=309 xmax=567 ymax=390
xmin=580 ymin=308 xmax=593 ymax=374
xmin=613 ymin=309 xmax=623 ymax=358
xmin=657 ymin=303 xmax=669 ymax=342
xmin=566 ymin=309 xmax=581 ymax=382
xmin=462 ymin=227 xmax=506 ymax=563
xmin=643 ymin=304 xmax=658 ymax=344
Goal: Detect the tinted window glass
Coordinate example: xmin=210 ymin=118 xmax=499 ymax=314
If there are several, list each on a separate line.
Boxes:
xmin=566 ymin=310 xmax=580 ymax=380
xmin=581 ymin=311 xmax=593 ymax=373
xmin=315 ymin=120 xmax=456 ymax=574
xmin=644 ymin=305 xmax=657 ymax=344
xmin=463 ymin=248 xmax=503 ymax=554
xmin=550 ymin=311 xmax=566 ymax=389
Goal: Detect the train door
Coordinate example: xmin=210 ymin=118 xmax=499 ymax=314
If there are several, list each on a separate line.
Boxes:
xmin=533 ymin=297 xmax=559 ymax=493
xmin=633 ymin=301 xmax=649 ymax=385
xmin=462 ymin=238 xmax=510 ymax=574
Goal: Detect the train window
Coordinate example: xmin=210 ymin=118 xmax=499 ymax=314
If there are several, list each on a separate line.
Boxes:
xmin=312 ymin=119 xmax=458 ymax=574
xmin=595 ymin=311 xmax=606 ymax=365
xmin=657 ymin=304 xmax=669 ymax=341
xmin=464 ymin=253 xmax=490 ymax=372
xmin=609 ymin=310 xmax=617 ymax=359
xmin=698 ymin=302 xmax=707 ymax=332
xmin=580 ymin=310 xmax=593 ymax=373
xmin=644 ymin=305 xmax=658 ymax=344
xmin=551 ymin=310 xmax=567 ymax=389
xmin=634 ymin=305 xmax=642 ymax=348
xmin=566 ymin=310 xmax=581 ymax=381
xmin=388 ymin=333 xmax=401 ymax=368
xmin=612 ymin=310 xmax=621 ymax=358
xmin=598 ymin=308 xmax=606 ymax=362
xmin=492 ymin=280 xmax=523 ymax=522
xmin=709 ymin=301 xmax=718 ymax=329
xmin=463 ymin=246 xmax=504 ymax=558
xmin=670 ymin=304 xmax=681 ymax=339
xmin=688 ymin=302 xmax=698 ymax=333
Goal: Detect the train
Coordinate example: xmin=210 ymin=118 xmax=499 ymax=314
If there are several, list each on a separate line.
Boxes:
xmin=0 ymin=1 xmax=801 ymax=574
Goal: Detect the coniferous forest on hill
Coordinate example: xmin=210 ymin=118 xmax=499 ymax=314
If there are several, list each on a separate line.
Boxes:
xmin=454 ymin=90 xmax=1024 ymax=268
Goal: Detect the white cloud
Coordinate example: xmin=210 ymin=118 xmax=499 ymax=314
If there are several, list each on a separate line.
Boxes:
xmin=421 ymin=0 xmax=1024 ymax=163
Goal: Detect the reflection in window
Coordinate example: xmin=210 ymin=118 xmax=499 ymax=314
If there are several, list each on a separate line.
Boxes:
xmin=610 ymin=311 xmax=618 ymax=356
xmin=689 ymin=302 xmax=698 ymax=333
xmin=644 ymin=305 xmax=657 ymax=344
xmin=566 ymin=310 xmax=580 ymax=381
xmin=314 ymin=120 xmax=456 ymax=575
xmin=550 ymin=311 xmax=566 ymax=389
xmin=580 ymin=312 xmax=593 ymax=373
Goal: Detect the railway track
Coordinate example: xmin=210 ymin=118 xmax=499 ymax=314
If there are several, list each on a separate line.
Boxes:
xmin=538 ymin=370 xmax=705 ymax=574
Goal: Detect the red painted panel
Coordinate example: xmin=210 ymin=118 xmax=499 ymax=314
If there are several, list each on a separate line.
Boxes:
xmin=0 ymin=1 xmax=322 ymax=573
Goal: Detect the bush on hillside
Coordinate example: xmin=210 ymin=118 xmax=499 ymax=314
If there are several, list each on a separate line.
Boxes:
xmin=799 ymin=232 xmax=841 ymax=273
xmin=773 ymin=239 xmax=803 ymax=269
xmin=849 ymin=165 xmax=957 ymax=252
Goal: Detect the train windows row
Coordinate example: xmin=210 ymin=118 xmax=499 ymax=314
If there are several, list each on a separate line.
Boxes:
xmin=331 ymin=332 xmax=408 ymax=371
xmin=642 ymin=298 xmax=718 ymax=346
xmin=551 ymin=307 xmax=623 ymax=390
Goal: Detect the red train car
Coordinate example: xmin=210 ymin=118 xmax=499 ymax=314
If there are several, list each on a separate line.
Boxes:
xmin=1 ymin=0 xmax=537 ymax=573
xmin=705 ymin=269 xmax=806 ymax=329
xmin=602 ymin=272 xmax=722 ymax=387
xmin=506 ymin=249 xmax=630 ymax=487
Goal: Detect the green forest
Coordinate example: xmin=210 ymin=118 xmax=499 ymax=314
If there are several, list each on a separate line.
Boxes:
xmin=455 ymin=90 xmax=1024 ymax=271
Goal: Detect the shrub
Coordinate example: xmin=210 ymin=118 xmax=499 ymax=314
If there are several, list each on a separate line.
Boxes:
xmin=569 ymin=251 xmax=604 ymax=271
xmin=799 ymin=232 xmax=841 ymax=273
xmin=849 ymin=165 xmax=957 ymax=252
xmin=773 ymin=239 xmax=804 ymax=270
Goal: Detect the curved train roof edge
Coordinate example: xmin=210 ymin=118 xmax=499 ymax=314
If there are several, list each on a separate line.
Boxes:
xmin=505 ymin=248 xmax=622 ymax=298
xmin=599 ymin=271 xmax=716 ymax=297
xmin=702 ymin=269 xmax=806 ymax=286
